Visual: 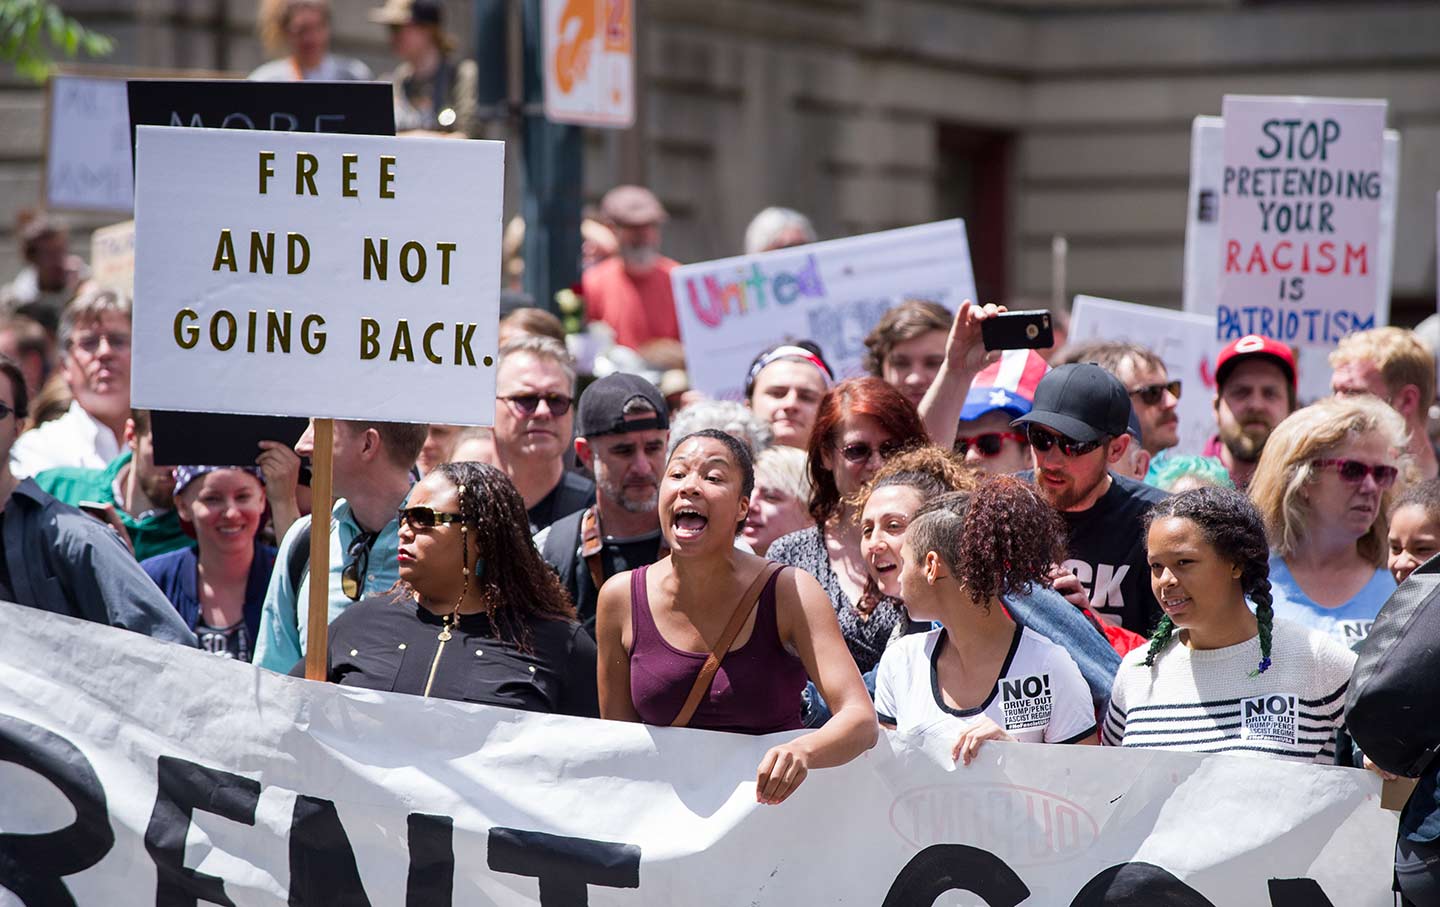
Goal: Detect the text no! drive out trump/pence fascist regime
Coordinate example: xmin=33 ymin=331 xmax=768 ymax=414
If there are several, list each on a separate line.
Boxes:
xmin=168 ymin=149 xmax=489 ymax=368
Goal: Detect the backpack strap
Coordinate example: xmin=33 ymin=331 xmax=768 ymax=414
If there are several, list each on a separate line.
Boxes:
xmin=287 ymin=520 xmax=312 ymax=632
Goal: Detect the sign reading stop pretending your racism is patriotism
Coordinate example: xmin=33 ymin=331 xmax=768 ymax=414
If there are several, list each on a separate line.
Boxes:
xmin=672 ymin=220 xmax=977 ymax=402
xmin=130 ymin=127 xmax=504 ymax=425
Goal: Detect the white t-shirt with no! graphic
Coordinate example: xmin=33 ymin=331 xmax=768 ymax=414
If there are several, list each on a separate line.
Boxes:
xmin=874 ymin=625 xmax=1097 ymax=744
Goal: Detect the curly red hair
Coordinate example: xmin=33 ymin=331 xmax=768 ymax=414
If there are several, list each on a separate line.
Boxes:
xmin=806 ymin=377 xmax=928 ymax=524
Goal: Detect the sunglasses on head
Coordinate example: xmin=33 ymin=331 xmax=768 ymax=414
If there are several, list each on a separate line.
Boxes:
xmin=1025 ymin=425 xmax=1104 ymax=458
xmin=1313 ymin=458 xmax=1399 ymax=488
xmin=955 ymin=431 xmax=1027 ymax=458
xmin=500 ymin=393 xmax=573 ymax=416
xmin=838 ymin=439 xmax=907 ymax=464
xmin=1129 ymin=380 xmax=1182 ymax=406
xmin=396 ymin=505 xmax=464 ymax=530
xmin=340 ymin=530 xmax=379 ymax=601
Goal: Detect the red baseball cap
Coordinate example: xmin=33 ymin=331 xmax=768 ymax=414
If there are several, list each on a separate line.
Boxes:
xmin=1215 ymin=335 xmax=1297 ymax=390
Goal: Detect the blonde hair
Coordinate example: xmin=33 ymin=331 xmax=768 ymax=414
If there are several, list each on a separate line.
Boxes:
xmin=1248 ymin=395 xmax=1409 ymax=566
xmin=258 ymin=0 xmax=329 ymax=53
xmin=1330 ymin=327 xmax=1435 ymax=412
xmin=753 ymin=445 xmax=811 ymax=503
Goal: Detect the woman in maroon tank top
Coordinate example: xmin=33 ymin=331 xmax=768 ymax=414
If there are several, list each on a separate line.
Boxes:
xmin=596 ymin=429 xmax=878 ymax=805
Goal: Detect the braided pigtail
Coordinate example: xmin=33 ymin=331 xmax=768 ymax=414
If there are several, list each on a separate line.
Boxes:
xmin=1248 ymin=572 xmax=1274 ymax=676
xmin=1141 ymin=616 xmax=1176 ymax=668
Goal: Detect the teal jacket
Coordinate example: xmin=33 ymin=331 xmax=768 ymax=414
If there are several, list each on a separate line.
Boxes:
xmin=33 ymin=450 xmax=193 ymax=562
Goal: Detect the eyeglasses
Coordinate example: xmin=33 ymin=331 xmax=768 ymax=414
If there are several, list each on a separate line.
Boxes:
xmin=1129 ymin=380 xmax=1182 ymax=406
xmin=1312 ymin=458 xmax=1399 ymax=489
xmin=396 ymin=505 xmax=464 ymax=530
xmin=500 ymin=393 xmax=573 ymax=417
xmin=1025 ymin=425 xmax=1104 ymax=458
xmin=838 ymin=439 xmax=906 ymax=464
xmin=340 ymin=530 xmax=379 ymax=601
xmin=955 ymin=432 xmax=1028 ymax=458
xmin=70 ymin=332 xmax=131 ymax=354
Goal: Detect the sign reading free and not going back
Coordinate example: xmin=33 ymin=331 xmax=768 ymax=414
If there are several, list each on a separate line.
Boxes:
xmin=130 ymin=127 xmax=504 ymax=426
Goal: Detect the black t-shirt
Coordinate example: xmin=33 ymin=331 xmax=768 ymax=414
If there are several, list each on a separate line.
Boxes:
xmin=540 ymin=507 xmax=664 ymax=633
xmin=0 ymin=511 xmax=12 ymax=603
xmin=526 ymin=471 xmax=596 ymax=536
xmin=1023 ymin=470 xmax=1168 ymax=635
xmin=303 ymin=592 xmax=599 ymax=717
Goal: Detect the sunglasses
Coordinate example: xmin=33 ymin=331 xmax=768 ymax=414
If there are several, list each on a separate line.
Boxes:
xmin=1026 ymin=425 xmax=1104 ymax=458
xmin=500 ymin=393 xmax=573 ymax=417
xmin=340 ymin=529 xmax=379 ymax=601
xmin=1313 ymin=458 xmax=1399 ymax=489
xmin=838 ymin=439 xmax=907 ymax=464
xmin=396 ymin=505 xmax=464 ymax=530
xmin=1129 ymin=380 xmax=1182 ymax=406
xmin=955 ymin=431 xmax=1028 ymax=458
xmin=0 ymin=401 xmax=13 ymax=420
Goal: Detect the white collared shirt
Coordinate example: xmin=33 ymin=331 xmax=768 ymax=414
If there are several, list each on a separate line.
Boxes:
xmin=11 ymin=401 xmax=122 ymax=479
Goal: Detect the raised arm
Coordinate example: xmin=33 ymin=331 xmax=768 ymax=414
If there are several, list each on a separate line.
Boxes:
xmin=756 ymin=568 xmax=878 ymax=805
xmin=917 ymin=300 xmax=1004 ymax=450
xmin=595 ymin=571 xmax=641 ymax=722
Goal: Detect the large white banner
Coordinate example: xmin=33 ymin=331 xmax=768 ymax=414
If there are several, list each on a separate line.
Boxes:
xmin=671 ymin=220 xmax=977 ymax=402
xmin=1183 ymin=104 xmax=1399 ymax=402
xmin=130 ymin=127 xmax=504 ymax=425
xmin=0 ymin=603 xmax=1395 ymax=905
xmin=1069 ymin=295 xmax=1219 ymax=456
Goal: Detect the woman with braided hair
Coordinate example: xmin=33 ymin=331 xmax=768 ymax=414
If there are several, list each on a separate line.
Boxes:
xmin=1104 ymin=486 xmax=1355 ymax=763
xmin=307 ymin=462 xmax=598 ymax=716
xmin=873 ymin=479 xmax=1099 ymax=766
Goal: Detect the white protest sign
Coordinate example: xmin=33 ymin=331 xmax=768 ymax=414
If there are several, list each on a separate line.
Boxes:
xmin=131 ymin=127 xmax=503 ymax=425
xmin=0 ymin=602 xmax=1396 ymax=905
xmin=89 ymin=220 xmax=135 ymax=296
xmin=44 ymin=74 xmax=134 ymax=213
xmin=672 ymin=220 xmax=976 ymax=401
xmin=543 ymin=0 xmax=634 ymax=128
xmin=1183 ymin=103 xmax=1399 ymax=402
xmin=1069 ymin=295 xmax=1218 ymax=456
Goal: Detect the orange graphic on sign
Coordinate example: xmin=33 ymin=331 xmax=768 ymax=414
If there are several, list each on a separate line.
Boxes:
xmin=553 ymin=0 xmax=597 ymax=95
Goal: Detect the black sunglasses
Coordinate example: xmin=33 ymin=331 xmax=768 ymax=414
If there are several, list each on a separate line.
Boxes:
xmin=1025 ymin=425 xmax=1104 ymax=458
xmin=955 ymin=431 xmax=1028 ymax=458
xmin=500 ymin=393 xmax=573 ymax=416
xmin=396 ymin=505 xmax=464 ymax=530
xmin=340 ymin=530 xmax=379 ymax=601
xmin=838 ymin=439 xmax=906 ymax=464
xmin=1129 ymin=380 xmax=1182 ymax=406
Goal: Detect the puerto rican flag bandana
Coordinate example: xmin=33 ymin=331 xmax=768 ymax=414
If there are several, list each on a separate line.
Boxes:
xmin=958 ymin=349 xmax=1050 ymax=422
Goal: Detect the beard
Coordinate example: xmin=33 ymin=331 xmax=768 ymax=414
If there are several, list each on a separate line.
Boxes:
xmin=601 ymin=476 xmax=659 ymax=514
xmin=1036 ymin=467 xmax=1107 ymax=511
xmin=1219 ymin=420 xmax=1271 ymax=463
xmin=620 ymin=244 xmax=660 ymax=271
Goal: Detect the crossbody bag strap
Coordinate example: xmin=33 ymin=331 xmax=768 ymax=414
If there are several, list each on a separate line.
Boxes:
xmin=671 ymin=563 xmax=782 ymax=728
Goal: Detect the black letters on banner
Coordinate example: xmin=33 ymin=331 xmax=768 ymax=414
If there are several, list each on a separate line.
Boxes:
xmin=1069 ymin=861 xmax=1214 ymax=906
xmin=0 ymin=714 xmax=112 ymax=907
xmin=1267 ymin=877 xmax=1337 ymax=906
xmin=882 ymin=844 xmax=1031 ymax=907
xmin=406 ymin=813 xmax=454 ymax=907
xmin=144 ymin=756 xmax=260 ymax=907
xmin=288 ymin=795 xmax=372 ymax=907
xmin=487 ymin=827 xmax=641 ymax=906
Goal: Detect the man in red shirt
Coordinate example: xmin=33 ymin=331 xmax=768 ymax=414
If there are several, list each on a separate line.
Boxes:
xmin=582 ymin=185 xmax=681 ymax=360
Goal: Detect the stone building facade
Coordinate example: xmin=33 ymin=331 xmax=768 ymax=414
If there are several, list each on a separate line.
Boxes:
xmin=2 ymin=0 xmax=1438 ymax=320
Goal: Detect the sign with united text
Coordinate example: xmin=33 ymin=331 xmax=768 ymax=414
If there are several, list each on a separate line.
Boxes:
xmin=131 ymin=127 xmax=503 ymax=425
xmin=671 ymin=220 xmax=976 ymax=402
xmin=0 ymin=603 xmax=1397 ymax=905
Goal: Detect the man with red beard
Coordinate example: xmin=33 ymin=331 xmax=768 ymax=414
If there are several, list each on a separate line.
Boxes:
xmin=1205 ymin=335 xmax=1297 ymax=489
xmin=1015 ymin=363 xmax=1167 ymax=635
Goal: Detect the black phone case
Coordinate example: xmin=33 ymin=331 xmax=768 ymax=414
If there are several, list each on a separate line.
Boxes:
xmin=982 ymin=311 xmax=1053 ymax=351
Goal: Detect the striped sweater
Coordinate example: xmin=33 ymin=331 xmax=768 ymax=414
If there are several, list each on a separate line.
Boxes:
xmin=1103 ymin=618 xmax=1356 ymax=763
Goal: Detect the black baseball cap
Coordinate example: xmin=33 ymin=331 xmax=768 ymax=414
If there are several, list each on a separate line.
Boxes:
xmin=1011 ymin=363 xmax=1132 ymax=443
xmin=577 ymin=373 xmax=669 ymax=438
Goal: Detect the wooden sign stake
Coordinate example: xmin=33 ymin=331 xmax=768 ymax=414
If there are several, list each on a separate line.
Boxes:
xmin=304 ymin=417 xmax=334 ymax=681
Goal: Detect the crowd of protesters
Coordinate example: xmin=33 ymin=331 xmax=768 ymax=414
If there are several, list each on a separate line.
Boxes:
xmin=4 ymin=10 xmax=1440 ymax=893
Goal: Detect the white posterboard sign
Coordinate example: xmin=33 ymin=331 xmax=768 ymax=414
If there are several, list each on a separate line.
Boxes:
xmin=1183 ymin=104 xmax=1399 ymax=402
xmin=89 ymin=220 xmax=135 ymax=296
xmin=0 ymin=601 xmax=1398 ymax=906
xmin=543 ymin=0 xmax=635 ymax=128
xmin=1069 ymin=295 xmax=1219 ymax=456
xmin=131 ymin=127 xmax=504 ymax=425
xmin=44 ymin=74 xmax=134 ymax=213
xmin=672 ymin=220 xmax=977 ymax=402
